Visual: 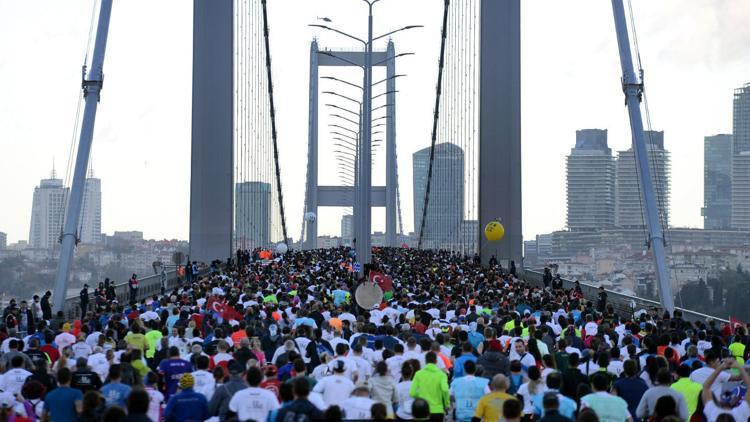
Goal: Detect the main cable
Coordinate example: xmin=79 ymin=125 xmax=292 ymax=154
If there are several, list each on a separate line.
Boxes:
xmin=261 ymin=0 xmax=289 ymax=246
xmin=417 ymin=0 xmax=450 ymax=249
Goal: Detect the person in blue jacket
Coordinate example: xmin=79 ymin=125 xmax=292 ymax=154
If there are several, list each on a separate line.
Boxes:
xmin=164 ymin=373 xmax=209 ymax=422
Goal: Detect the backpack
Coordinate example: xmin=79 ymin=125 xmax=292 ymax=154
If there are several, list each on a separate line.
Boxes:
xmin=508 ymin=373 xmax=524 ymax=395
xmin=23 ymin=399 xmax=42 ymax=421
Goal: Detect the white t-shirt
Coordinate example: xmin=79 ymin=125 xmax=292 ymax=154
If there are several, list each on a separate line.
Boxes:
xmin=0 ymin=368 xmax=32 ymax=395
xmin=312 ymin=375 xmax=355 ymax=407
xmin=517 ymin=383 xmax=548 ymax=414
xmin=584 ymin=322 xmax=598 ymax=336
xmin=328 ymin=357 xmax=358 ymax=380
xmin=192 ymin=370 xmax=216 ymax=400
xmin=704 ymin=400 xmax=750 ymax=421
xmin=396 ymin=381 xmax=414 ymax=420
xmin=145 ymin=387 xmax=164 ymax=422
xmin=690 ymin=367 xmax=731 ymax=397
xmin=341 ymin=396 xmax=376 ymax=420
xmin=607 ymin=360 xmax=624 ymax=377
xmin=228 ymin=387 xmax=280 ymax=422
xmin=87 ymin=353 xmax=110 ymax=380
xmin=72 ymin=342 xmax=93 ymax=359
xmin=519 ymin=353 xmax=537 ymax=370
xmin=578 ymin=362 xmax=600 ymax=376
xmin=55 ymin=332 xmax=76 ymax=350
xmin=386 ymin=355 xmax=405 ymax=381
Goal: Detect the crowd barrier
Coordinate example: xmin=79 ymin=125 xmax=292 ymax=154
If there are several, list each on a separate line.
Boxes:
xmin=62 ymin=270 xmax=180 ymax=320
xmin=522 ymin=269 xmax=727 ymax=324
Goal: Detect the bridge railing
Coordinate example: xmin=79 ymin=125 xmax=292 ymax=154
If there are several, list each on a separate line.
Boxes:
xmin=62 ymin=270 xmax=180 ymax=320
xmin=523 ymin=269 xmax=727 ymax=324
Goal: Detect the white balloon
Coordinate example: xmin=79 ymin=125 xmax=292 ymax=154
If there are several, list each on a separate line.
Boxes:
xmin=276 ymin=242 xmax=288 ymax=254
xmin=304 ymin=212 xmax=317 ymax=223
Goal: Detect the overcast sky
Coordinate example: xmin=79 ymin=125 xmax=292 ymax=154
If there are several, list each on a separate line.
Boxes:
xmin=1 ymin=0 xmax=749 ymax=245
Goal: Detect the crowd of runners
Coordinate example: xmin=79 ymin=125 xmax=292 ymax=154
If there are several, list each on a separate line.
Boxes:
xmin=0 ymin=246 xmax=748 ymax=422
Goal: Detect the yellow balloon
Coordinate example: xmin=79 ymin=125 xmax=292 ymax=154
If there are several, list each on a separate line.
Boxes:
xmin=484 ymin=221 xmax=505 ymax=241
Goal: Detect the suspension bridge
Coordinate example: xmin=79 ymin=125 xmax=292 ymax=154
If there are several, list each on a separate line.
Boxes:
xmin=47 ymin=0 xmax=690 ymax=321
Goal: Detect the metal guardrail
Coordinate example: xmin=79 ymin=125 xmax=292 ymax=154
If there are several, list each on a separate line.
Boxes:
xmin=62 ymin=270 xmax=180 ymax=320
xmin=522 ymin=269 xmax=727 ymax=324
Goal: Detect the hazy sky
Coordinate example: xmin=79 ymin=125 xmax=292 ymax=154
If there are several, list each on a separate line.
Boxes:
xmin=1 ymin=0 xmax=748 ymax=245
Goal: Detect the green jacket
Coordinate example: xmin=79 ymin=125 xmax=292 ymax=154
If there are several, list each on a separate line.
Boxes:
xmin=410 ymin=363 xmax=450 ymax=413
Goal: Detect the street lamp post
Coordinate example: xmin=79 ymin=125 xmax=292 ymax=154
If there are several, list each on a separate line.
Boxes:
xmin=310 ymin=6 xmax=421 ymax=276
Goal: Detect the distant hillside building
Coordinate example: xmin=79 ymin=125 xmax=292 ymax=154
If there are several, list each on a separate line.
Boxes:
xmin=566 ymin=129 xmax=615 ymax=231
xmin=29 ymin=170 xmax=69 ymax=250
xmin=235 ymin=181 xmax=271 ymax=248
xmin=732 ymin=83 xmax=750 ymax=229
xmin=412 ymin=143 xmax=464 ymax=246
xmin=704 ymin=134 xmax=732 ymax=229
xmin=615 ymin=130 xmax=670 ymax=229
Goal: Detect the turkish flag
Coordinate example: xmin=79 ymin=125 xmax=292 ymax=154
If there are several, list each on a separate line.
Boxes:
xmin=221 ymin=303 xmax=243 ymax=321
xmin=210 ymin=300 xmax=243 ymax=321
xmin=369 ymin=271 xmax=393 ymax=292
xmin=206 ymin=296 xmax=220 ymax=313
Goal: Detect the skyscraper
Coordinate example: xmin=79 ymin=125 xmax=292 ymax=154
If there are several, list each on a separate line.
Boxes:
xmin=732 ymin=83 xmax=750 ymax=229
xmin=29 ymin=170 xmax=69 ymax=250
xmin=615 ymin=130 xmax=670 ymax=229
xmin=79 ymin=174 xmax=102 ymax=244
xmin=0 ymin=232 xmax=6 ymax=250
xmin=234 ymin=181 xmax=271 ymax=248
xmin=704 ymin=134 xmax=732 ymax=229
xmin=413 ymin=143 xmax=464 ymax=245
xmin=566 ymin=129 xmax=615 ymax=230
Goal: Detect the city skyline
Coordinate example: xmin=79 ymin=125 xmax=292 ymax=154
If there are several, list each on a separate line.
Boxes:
xmin=1 ymin=1 xmax=749 ymax=244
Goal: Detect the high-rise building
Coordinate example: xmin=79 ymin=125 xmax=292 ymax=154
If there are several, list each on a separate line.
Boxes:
xmin=29 ymin=170 xmax=69 ymax=250
xmin=615 ymin=130 xmax=670 ymax=229
xmin=566 ymin=129 xmax=615 ymax=230
xmin=235 ymin=181 xmax=271 ymax=248
xmin=340 ymin=214 xmax=353 ymax=245
xmin=0 ymin=232 xmax=6 ymax=250
xmin=412 ymin=143 xmax=464 ymax=246
xmin=732 ymin=83 xmax=750 ymax=229
xmin=79 ymin=174 xmax=102 ymax=244
xmin=704 ymin=134 xmax=732 ymax=229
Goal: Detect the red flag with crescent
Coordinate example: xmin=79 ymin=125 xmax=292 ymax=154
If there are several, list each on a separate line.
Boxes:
xmin=369 ymin=271 xmax=393 ymax=292
xmin=210 ymin=300 xmax=243 ymax=321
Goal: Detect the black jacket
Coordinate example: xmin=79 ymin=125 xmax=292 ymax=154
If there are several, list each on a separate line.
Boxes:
xmin=560 ymin=368 xmax=589 ymax=399
xmin=40 ymin=296 xmax=52 ymax=320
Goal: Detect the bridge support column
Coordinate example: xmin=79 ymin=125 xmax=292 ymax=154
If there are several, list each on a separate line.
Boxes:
xmin=190 ymin=0 xmax=234 ymax=263
xmin=478 ymin=0 xmax=522 ymax=267
xmin=304 ymin=41 xmax=319 ymax=250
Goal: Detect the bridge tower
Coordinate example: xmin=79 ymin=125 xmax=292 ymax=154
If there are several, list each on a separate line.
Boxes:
xmin=478 ymin=0 xmax=522 ymax=266
xmin=190 ymin=0 xmax=234 ymax=263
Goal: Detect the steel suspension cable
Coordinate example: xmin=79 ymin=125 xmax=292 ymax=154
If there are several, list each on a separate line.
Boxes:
xmin=261 ymin=0 xmax=289 ymax=246
xmin=417 ymin=0 xmax=450 ymax=249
